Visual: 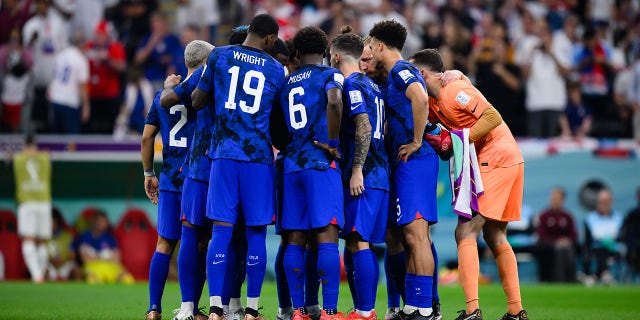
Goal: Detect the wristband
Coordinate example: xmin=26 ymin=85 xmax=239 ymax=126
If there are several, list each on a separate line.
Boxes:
xmin=144 ymin=169 xmax=155 ymax=177
xmin=425 ymin=122 xmax=441 ymax=135
xmin=328 ymin=139 xmax=339 ymax=148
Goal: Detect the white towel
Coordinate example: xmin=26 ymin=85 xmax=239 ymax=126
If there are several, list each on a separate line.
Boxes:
xmin=449 ymin=128 xmax=484 ymax=221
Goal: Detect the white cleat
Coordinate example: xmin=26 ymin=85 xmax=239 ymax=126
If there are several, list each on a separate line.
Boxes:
xmin=384 ymin=308 xmax=400 ymax=320
xmin=172 ymin=308 xmax=194 ymax=320
xmin=229 ymin=308 xmax=245 ymax=320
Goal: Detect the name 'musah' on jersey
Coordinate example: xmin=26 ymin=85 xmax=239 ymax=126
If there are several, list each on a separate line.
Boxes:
xmin=288 ymin=70 xmax=312 ymax=84
xmin=233 ymin=50 xmax=266 ymax=66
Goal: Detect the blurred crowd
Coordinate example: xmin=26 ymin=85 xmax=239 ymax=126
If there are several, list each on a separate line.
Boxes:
xmin=1 ymin=0 xmax=639 ymax=140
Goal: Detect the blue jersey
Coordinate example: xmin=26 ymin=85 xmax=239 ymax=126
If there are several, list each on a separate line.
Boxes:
xmin=280 ymin=64 xmax=344 ymax=174
xmin=197 ymin=45 xmax=285 ymax=164
xmin=145 ymin=91 xmax=197 ymax=192
xmin=340 ymin=72 xmax=389 ymax=191
xmin=174 ymin=67 xmax=212 ymax=182
xmin=386 ymin=60 xmax=435 ymax=161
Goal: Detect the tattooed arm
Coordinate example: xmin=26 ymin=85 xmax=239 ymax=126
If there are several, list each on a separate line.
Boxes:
xmin=350 ymin=113 xmax=372 ymax=196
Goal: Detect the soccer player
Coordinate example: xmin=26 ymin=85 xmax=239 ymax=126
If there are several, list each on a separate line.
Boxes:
xmin=408 ymin=49 xmax=527 ymax=320
xmin=159 ymin=40 xmax=215 ymax=320
xmin=192 ymin=14 xmax=284 ymax=320
xmin=141 ymin=42 xmax=204 ymax=319
xmin=360 ymin=37 xmax=405 ymax=320
xmin=330 ymin=26 xmax=388 ymax=320
xmin=278 ymin=26 xmax=344 ymax=320
xmin=368 ymin=20 xmax=440 ymax=320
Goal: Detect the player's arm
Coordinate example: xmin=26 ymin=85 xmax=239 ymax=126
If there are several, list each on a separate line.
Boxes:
xmin=440 ymin=69 xmax=472 ymax=86
xmin=398 ymin=82 xmax=429 ymax=162
xmin=192 ymin=52 xmax=218 ymax=110
xmin=314 ymin=87 xmax=343 ymax=159
xmin=141 ymin=124 xmax=160 ymax=205
xmin=469 ymin=105 xmax=503 ymax=142
xmin=350 ymin=113 xmax=372 ymax=196
xmin=159 ymin=74 xmax=182 ymax=107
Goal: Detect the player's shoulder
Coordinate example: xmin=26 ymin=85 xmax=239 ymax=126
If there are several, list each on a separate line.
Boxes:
xmin=443 ymin=79 xmax=479 ymax=105
xmin=318 ymin=65 xmax=344 ymax=86
xmin=390 ymin=60 xmax=420 ymax=84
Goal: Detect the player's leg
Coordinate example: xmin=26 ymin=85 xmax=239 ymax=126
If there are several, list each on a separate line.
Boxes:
xmin=430 ymin=238 xmax=441 ymax=320
xmin=453 ymin=214 xmax=485 ymax=320
xmin=384 ymin=228 xmax=405 ymax=320
xmin=148 ymin=191 xmax=181 ymax=319
xmin=206 ymin=159 xmax=240 ymax=319
xmin=239 ymin=162 xmax=275 ymax=320
xmin=276 ymin=234 xmax=294 ymax=320
xmin=35 ymin=202 xmax=52 ymax=283
xmin=305 ymin=236 xmax=321 ymax=320
xmin=18 ymin=202 xmax=45 ymax=283
xmin=225 ymin=220 xmax=247 ymax=320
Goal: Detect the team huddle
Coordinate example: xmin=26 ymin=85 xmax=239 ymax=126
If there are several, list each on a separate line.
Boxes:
xmin=141 ymin=13 xmax=527 ymax=320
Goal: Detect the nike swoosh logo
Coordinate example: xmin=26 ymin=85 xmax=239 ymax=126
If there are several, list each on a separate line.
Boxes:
xmin=351 ymin=103 xmax=361 ymax=111
xmin=471 ymin=103 xmax=478 ymax=113
xmin=247 ymin=262 xmax=259 ymax=266
xmin=211 ymin=260 xmax=224 ymax=265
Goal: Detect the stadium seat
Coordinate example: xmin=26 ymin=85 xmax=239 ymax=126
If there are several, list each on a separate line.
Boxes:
xmin=0 ymin=209 xmax=28 ymax=280
xmin=114 ymin=208 xmax=157 ymax=280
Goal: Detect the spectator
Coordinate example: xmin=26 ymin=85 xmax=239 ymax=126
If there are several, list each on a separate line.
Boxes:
xmin=75 ymin=210 xmax=134 ymax=284
xmin=551 ymin=14 xmax=579 ymax=71
xmin=12 ymin=133 xmax=52 ymax=284
xmin=474 ymin=39 xmax=525 ymax=136
xmin=0 ymin=0 xmax=31 ymax=45
xmin=522 ymin=21 xmax=569 ymax=138
xmin=560 ymin=82 xmax=592 ymax=139
xmin=583 ymin=189 xmax=624 ymax=285
xmin=441 ymin=14 xmax=472 ymax=73
xmin=70 ymin=0 xmax=118 ymax=40
xmin=47 ymin=208 xmax=81 ymax=281
xmin=536 ymin=187 xmax=578 ymax=282
xmin=134 ymin=11 xmax=180 ymax=91
xmin=320 ymin=0 xmax=358 ymax=39
xmin=48 ymin=32 xmax=90 ymax=134
xmin=86 ymin=20 xmax=126 ymax=134
xmin=627 ymin=52 xmax=640 ymax=142
xmin=114 ymin=67 xmax=154 ymax=138
xmin=173 ymin=24 xmax=200 ymax=79
xmin=620 ymin=187 xmax=640 ymax=278
xmin=113 ymin=0 xmax=158 ymax=61
xmin=0 ymin=27 xmax=33 ymax=133
xmin=22 ymin=0 xmax=69 ymax=132
xmin=175 ymin=0 xmax=220 ymax=44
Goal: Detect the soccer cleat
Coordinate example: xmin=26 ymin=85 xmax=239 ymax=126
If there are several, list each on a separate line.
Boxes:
xmin=319 ymin=310 xmax=346 ymax=320
xmin=345 ymin=310 xmax=378 ymax=320
xmin=384 ymin=308 xmax=401 ymax=320
xmin=498 ymin=310 xmax=528 ymax=320
xmin=454 ymin=309 xmax=482 ymax=320
xmin=397 ymin=310 xmax=434 ymax=320
xmin=244 ymin=313 xmax=266 ymax=320
xmin=292 ymin=309 xmax=311 ymax=320
xmin=432 ymin=301 xmax=442 ymax=320
xmin=277 ymin=308 xmax=294 ymax=320
xmin=308 ymin=306 xmax=322 ymax=320
xmin=193 ymin=313 xmax=208 ymax=320
xmin=146 ymin=310 xmax=162 ymax=320
xmin=171 ymin=308 xmax=194 ymax=320
xmin=229 ymin=307 xmax=245 ymax=320
xmin=207 ymin=314 xmax=224 ymax=320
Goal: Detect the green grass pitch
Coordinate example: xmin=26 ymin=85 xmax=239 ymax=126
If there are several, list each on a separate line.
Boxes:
xmin=0 ymin=281 xmax=639 ymax=319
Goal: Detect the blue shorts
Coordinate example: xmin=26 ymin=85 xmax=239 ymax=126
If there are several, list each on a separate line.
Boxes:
xmin=274 ymin=157 xmax=285 ymax=235
xmin=158 ymin=191 xmax=182 ymax=240
xmin=207 ymin=159 xmax=275 ymax=226
xmin=181 ymin=177 xmax=209 ymax=226
xmin=394 ymin=153 xmax=439 ymax=226
xmin=341 ymin=188 xmax=389 ymax=244
xmin=282 ymin=168 xmax=344 ymax=230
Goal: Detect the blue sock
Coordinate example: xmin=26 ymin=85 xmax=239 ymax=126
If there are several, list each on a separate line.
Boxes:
xmin=371 ymin=249 xmax=379 ymax=307
xmin=276 ymin=244 xmax=292 ymax=308
xmin=284 ymin=244 xmax=306 ymax=308
xmin=194 ymin=240 xmax=207 ymax=312
xmin=232 ymin=226 xmax=248 ymax=300
xmin=431 ymin=242 xmax=439 ymax=303
xmin=343 ymin=248 xmax=358 ymax=309
xmin=221 ymin=231 xmax=238 ymax=305
xmin=385 ymin=250 xmax=401 ymax=308
xmin=388 ymin=251 xmax=406 ymax=302
xmin=207 ymin=225 xmax=234 ymax=302
xmin=304 ymin=248 xmax=319 ymax=307
xmin=317 ymin=243 xmax=340 ymax=311
xmin=148 ymin=251 xmax=172 ymax=312
xmin=408 ymin=275 xmax=433 ymax=308
xmin=245 ymin=226 xmax=267 ymax=299
xmin=353 ymin=249 xmax=375 ymax=311
xmin=178 ymin=226 xmax=198 ymax=303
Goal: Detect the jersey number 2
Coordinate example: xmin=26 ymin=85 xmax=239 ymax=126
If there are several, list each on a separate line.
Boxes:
xmin=225 ymin=66 xmax=265 ymax=114
xmin=169 ymin=105 xmax=188 ymax=147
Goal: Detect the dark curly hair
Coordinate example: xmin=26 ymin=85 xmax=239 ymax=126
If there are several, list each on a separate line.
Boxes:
xmin=293 ymin=26 xmax=328 ymax=56
xmin=330 ymin=25 xmax=363 ymax=59
xmin=285 ymin=39 xmax=297 ymax=61
xmin=407 ymin=49 xmax=444 ymax=73
xmin=368 ymin=20 xmax=407 ymax=51
xmin=248 ymin=14 xmax=279 ymax=38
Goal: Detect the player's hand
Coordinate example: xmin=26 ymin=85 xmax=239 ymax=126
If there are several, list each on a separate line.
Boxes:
xmin=313 ymin=140 xmax=342 ymax=160
xmin=350 ymin=168 xmax=365 ymax=197
xmin=397 ymin=139 xmax=422 ymax=163
xmin=164 ymin=74 xmax=181 ymax=89
xmin=440 ymin=70 xmax=464 ymax=86
xmin=144 ymin=176 xmax=159 ymax=205
xmin=81 ymin=105 xmax=90 ymax=124
xmin=425 ymin=126 xmax=453 ymax=161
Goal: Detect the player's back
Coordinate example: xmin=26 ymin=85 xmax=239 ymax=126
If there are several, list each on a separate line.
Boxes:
xmin=208 ymin=45 xmax=285 ymax=164
xmin=340 ymin=72 xmax=389 ymax=190
xmin=280 ymin=64 xmax=344 ymax=174
xmin=145 ymin=90 xmax=197 ymax=192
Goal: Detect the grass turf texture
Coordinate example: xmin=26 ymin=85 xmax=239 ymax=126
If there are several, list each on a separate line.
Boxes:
xmin=0 ymin=282 xmax=638 ymax=319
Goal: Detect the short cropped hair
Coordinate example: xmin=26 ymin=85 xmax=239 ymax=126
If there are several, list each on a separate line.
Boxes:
xmin=248 ymin=14 xmax=279 ymax=38
xmin=268 ymin=38 xmax=290 ymax=58
xmin=408 ymin=49 xmax=444 ymax=73
xmin=293 ymin=26 xmax=328 ymax=56
xmin=330 ymin=25 xmax=363 ymax=59
xmin=184 ymin=40 xmax=214 ymax=68
xmin=368 ymin=20 xmax=407 ymax=51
